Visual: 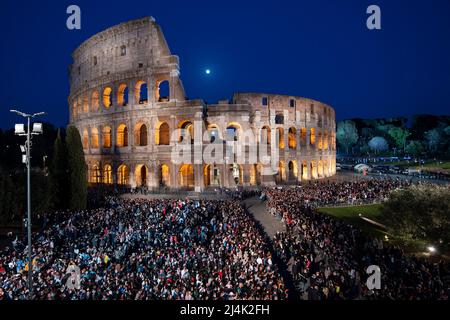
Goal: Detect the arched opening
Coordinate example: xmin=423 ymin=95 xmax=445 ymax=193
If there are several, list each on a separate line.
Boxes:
xmin=179 ymin=121 xmax=194 ymax=144
xmin=261 ymin=126 xmax=271 ymax=145
xmin=117 ymin=83 xmax=129 ymax=107
xmin=300 ymin=127 xmax=307 ymax=146
xmin=178 ymin=164 xmax=194 ymax=188
xmin=310 ymin=128 xmax=316 ymax=145
xmin=102 ymin=126 xmax=112 ymax=148
xmin=156 ymin=122 xmax=170 ymax=145
xmin=318 ymin=160 xmax=324 ymax=177
xmin=288 ymin=160 xmax=298 ymax=181
xmin=135 ymin=81 xmax=148 ymax=104
xmin=103 ymin=87 xmax=113 ymax=108
xmin=160 ymin=164 xmax=170 ymax=186
xmin=103 ymin=164 xmax=112 ymax=184
xmin=310 ymin=160 xmax=318 ymax=179
xmin=208 ymin=125 xmax=220 ymax=143
xmin=90 ymin=164 xmax=101 ymax=183
xmin=226 ymin=123 xmax=241 ymax=142
xmin=83 ymin=95 xmax=89 ymax=113
xmin=134 ymin=123 xmax=148 ymax=146
xmin=288 ymin=127 xmax=297 ymax=149
xmin=117 ymin=164 xmax=129 ymax=185
xmin=91 ymin=91 xmax=100 ymax=112
xmin=323 ymin=131 xmax=329 ymax=150
xmin=156 ymin=80 xmax=170 ymax=102
xmin=135 ymin=164 xmax=148 ymax=187
xmin=277 ymin=127 xmax=285 ymax=149
xmin=302 ymin=161 xmax=308 ymax=180
xmin=318 ymin=131 xmax=323 ymax=150
xmin=116 ymin=124 xmax=128 ymax=147
xmin=230 ymin=163 xmax=243 ymax=185
xmin=204 ymin=164 xmax=211 ymax=187
xmin=91 ymin=128 xmax=99 ymax=149
xmin=250 ymin=164 xmax=258 ymax=185
xmin=82 ymin=129 xmax=88 ymax=150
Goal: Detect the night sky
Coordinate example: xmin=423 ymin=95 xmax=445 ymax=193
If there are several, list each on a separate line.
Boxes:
xmin=1 ymin=0 xmax=449 ymax=128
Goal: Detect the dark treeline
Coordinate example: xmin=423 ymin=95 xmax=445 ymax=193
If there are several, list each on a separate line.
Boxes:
xmin=0 ymin=124 xmax=86 ymax=226
xmin=337 ymin=114 xmax=450 ymax=157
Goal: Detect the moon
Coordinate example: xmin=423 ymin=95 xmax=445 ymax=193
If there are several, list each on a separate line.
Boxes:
xmin=205 ymin=69 xmax=211 ymax=75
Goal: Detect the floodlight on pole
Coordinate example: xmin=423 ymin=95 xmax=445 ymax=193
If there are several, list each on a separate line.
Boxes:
xmin=10 ymin=108 xmax=46 ymax=300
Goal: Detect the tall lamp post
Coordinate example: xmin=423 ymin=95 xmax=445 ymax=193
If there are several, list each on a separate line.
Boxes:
xmin=10 ymin=109 xmax=46 ymax=300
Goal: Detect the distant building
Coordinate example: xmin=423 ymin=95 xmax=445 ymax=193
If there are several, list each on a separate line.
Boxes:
xmin=68 ymin=17 xmax=336 ymax=191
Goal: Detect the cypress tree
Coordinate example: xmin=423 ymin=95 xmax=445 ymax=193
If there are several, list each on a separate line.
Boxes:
xmin=66 ymin=125 xmax=87 ymax=210
xmin=49 ymin=129 xmax=68 ymax=209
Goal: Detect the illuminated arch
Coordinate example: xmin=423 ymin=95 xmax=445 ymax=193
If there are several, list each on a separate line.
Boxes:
xmin=310 ymin=160 xmax=318 ymax=179
xmin=156 ymin=122 xmax=170 ymax=145
xmin=310 ymin=128 xmax=316 ymax=145
xmin=178 ymin=120 xmax=194 ymax=144
xmin=318 ymin=160 xmax=324 ymax=177
xmin=134 ymin=164 xmax=149 ymax=187
xmin=318 ymin=131 xmax=323 ymax=150
xmin=301 ymin=161 xmax=308 ymax=180
xmin=103 ymin=87 xmax=113 ymax=108
xmin=116 ymin=124 xmax=128 ymax=147
xmin=102 ymin=126 xmax=112 ymax=148
xmin=83 ymin=95 xmax=89 ymax=113
xmin=204 ymin=164 xmax=211 ymax=187
xmin=117 ymin=164 xmax=129 ymax=185
xmin=91 ymin=127 xmax=99 ymax=149
xmin=91 ymin=90 xmax=100 ymax=112
xmin=277 ymin=127 xmax=285 ymax=149
xmin=135 ymin=80 xmax=148 ymax=104
xmin=134 ymin=123 xmax=148 ymax=146
xmin=261 ymin=125 xmax=271 ymax=145
xmin=103 ymin=164 xmax=112 ymax=184
xmin=178 ymin=164 xmax=194 ymax=188
xmin=300 ymin=127 xmax=307 ymax=146
xmin=207 ymin=124 xmax=221 ymax=142
xmin=117 ymin=83 xmax=129 ymax=107
xmin=277 ymin=161 xmax=286 ymax=183
xmin=288 ymin=160 xmax=298 ymax=181
xmin=156 ymin=80 xmax=170 ymax=102
xmin=288 ymin=127 xmax=297 ymax=149
xmin=89 ymin=164 xmax=101 ymax=183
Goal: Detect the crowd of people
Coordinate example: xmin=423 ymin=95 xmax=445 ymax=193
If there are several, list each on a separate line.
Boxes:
xmin=0 ymin=198 xmax=286 ymax=300
xmin=266 ymin=179 xmax=449 ymax=300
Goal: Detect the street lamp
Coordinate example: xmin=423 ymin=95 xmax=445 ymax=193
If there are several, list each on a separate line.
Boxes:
xmin=10 ymin=109 xmax=46 ymax=300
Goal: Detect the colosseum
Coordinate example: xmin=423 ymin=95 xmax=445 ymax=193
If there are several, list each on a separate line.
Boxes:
xmin=69 ymin=17 xmax=336 ymax=192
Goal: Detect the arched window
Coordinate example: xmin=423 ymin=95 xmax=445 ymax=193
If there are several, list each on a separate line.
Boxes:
xmin=323 ymin=131 xmax=329 ymax=150
xmin=103 ymin=87 xmax=113 ymax=108
xmin=91 ymin=91 xmax=100 ymax=112
xmin=288 ymin=127 xmax=296 ymax=149
xmin=156 ymin=122 xmax=170 ymax=145
xmin=90 ymin=164 xmax=101 ymax=183
xmin=288 ymin=160 xmax=298 ymax=180
xmin=318 ymin=131 xmax=323 ymax=150
xmin=261 ymin=126 xmax=271 ymax=145
xmin=83 ymin=95 xmax=89 ymax=113
xmin=135 ymin=164 xmax=148 ymax=187
xmin=134 ymin=123 xmax=148 ymax=146
xmin=117 ymin=83 xmax=128 ymax=106
xmin=157 ymin=80 xmax=170 ymax=102
xmin=117 ymin=165 xmax=129 ymax=185
xmin=300 ymin=127 xmax=307 ymax=146
xmin=103 ymin=164 xmax=112 ymax=184
xmin=82 ymin=129 xmax=89 ymax=150
xmin=116 ymin=124 xmax=128 ymax=147
xmin=102 ymin=126 xmax=111 ymax=148
xmin=135 ymin=81 xmax=148 ymax=104
xmin=310 ymin=128 xmax=316 ymax=145
xmin=226 ymin=124 xmax=240 ymax=142
xmin=178 ymin=164 xmax=194 ymax=188
xmin=179 ymin=121 xmax=194 ymax=144
xmin=91 ymin=128 xmax=99 ymax=149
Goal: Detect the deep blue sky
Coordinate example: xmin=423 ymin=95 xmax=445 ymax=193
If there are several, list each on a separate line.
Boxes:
xmin=1 ymin=0 xmax=449 ymax=128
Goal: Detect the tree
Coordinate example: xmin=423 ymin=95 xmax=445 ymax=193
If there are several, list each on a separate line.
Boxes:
xmin=368 ymin=136 xmax=388 ymax=154
xmin=405 ymin=140 xmax=424 ymax=157
xmin=424 ymin=128 xmax=442 ymax=152
xmin=66 ymin=126 xmax=87 ymax=210
xmin=49 ymin=129 xmax=69 ymax=209
xmin=381 ymin=186 xmax=450 ymax=249
xmin=387 ymin=126 xmax=410 ymax=151
xmin=336 ymin=120 xmax=358 ymax=154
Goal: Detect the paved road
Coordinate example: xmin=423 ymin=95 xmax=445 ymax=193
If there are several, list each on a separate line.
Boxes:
xmin=243 ymin=197 xmax=285 ymax=238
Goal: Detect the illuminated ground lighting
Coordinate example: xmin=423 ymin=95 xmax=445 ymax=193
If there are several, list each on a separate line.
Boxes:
xmin=427 ymin=246 xmax=436 ymax=253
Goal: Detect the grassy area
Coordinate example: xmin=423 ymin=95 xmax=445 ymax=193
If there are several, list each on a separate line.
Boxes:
xmin=318 ymin=204 xmax=386 ymax=238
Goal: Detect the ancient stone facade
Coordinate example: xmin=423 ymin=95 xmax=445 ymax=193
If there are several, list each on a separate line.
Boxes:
xmin=69 ymin=17 xmax=336 ymax=191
